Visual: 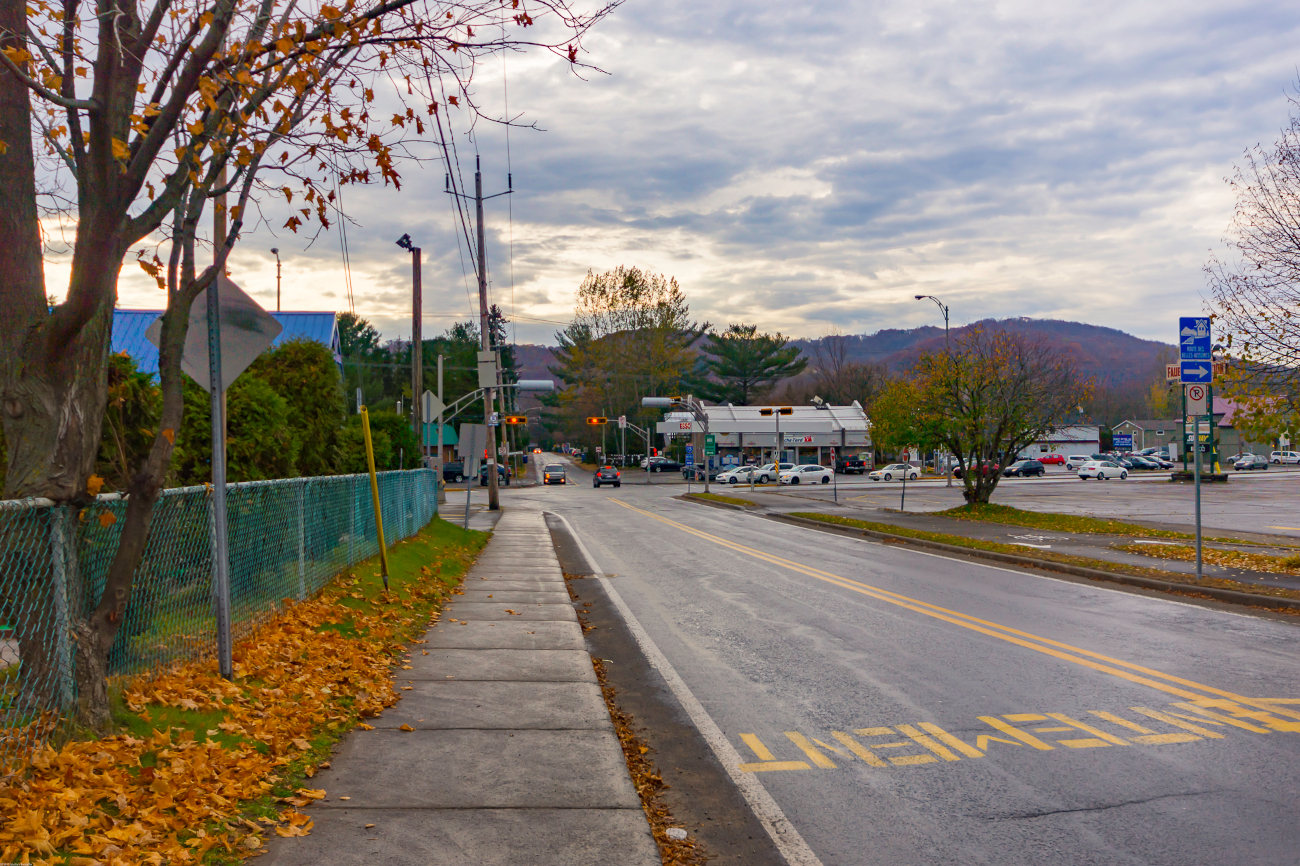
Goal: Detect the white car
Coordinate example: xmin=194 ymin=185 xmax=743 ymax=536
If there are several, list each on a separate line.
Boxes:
xmin=1078 ymin=460 xmax=1128 ymax=480
xmin=779 ymin=464 xmax=833 ymax=485
xmin=868 ymin=463 xmax=920 ymax=482
xmin=1270 ymin=450 xmax=1300 ymax=464
xmin=717 ymin=465 xmax=758 ymax=484
xmin=751 ymin=462 xmax=795 ymax=483
xmin=1065 ymin=455 xmax=1092 ymax=471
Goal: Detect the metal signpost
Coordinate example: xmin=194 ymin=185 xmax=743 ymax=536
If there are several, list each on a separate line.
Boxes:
xmin=147 ymin=275 xmax=282 ymax=680
xmin=1179 ymin=317 xmax=1211 ymax=579
xmin=458 ymin=423 xmax=487 ymax=530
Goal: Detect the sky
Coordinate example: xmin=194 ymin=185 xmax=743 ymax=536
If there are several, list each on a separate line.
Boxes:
xmin=97 ymin=0 xmax=1300 ymax=347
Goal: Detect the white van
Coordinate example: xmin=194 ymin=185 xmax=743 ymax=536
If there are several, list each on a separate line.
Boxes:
xmin=1065 ymin=455 xmax=1092 ymax=470
xmin=1270 ymin=450 xmax=1300 ymax=464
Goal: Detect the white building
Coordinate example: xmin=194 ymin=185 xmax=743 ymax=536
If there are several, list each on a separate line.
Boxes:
xmin=656 ymin=402 xmax=872 ymax=466
xmin=1017 ymin=424 xmax=1101 ymax=459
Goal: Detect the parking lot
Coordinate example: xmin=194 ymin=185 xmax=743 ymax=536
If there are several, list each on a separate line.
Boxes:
xmin=743 ymin=465 xmax=1300 ymax=539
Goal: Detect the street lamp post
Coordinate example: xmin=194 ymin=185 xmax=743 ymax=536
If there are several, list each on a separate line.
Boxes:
xmin=271 ymin=248 xmax=281 ymax=312
xmin=915 ymin=294 xmax=952 ymax=487
xmin=396 ymin=234 xmax=423 ymax=449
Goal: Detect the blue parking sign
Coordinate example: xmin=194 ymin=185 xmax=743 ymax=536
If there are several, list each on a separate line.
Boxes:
xmin=1179 ymin=317 xmax=1211 ymax=361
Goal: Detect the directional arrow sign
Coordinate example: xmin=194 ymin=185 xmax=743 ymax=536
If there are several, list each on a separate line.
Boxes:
xmin=1180 ymin=361 xmax=1212 ymax=384
xmin=1179 ymin=317 xmax=1211 ymax=361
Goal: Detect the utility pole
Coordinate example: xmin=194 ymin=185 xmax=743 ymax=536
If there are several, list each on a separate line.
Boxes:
xmin=445 ymin=156 xmax=512 ymax=509
xmin=396 ymin=235 xmax=422 ymax=446
xmin=271 ymin=248 xmax=281 ymax=311
xmin=437 ymin=354 xmax=445 ymax=501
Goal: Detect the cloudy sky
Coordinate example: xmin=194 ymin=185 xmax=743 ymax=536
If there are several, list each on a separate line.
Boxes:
xmin=103 ymin=0 xmax=1300 ymax=346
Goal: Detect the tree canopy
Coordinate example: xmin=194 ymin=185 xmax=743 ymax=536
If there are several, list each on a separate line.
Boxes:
xmin=693 ymin=324 xmax=807 ymax=406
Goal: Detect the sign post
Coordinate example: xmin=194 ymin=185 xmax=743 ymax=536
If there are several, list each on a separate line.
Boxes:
xmin=1179 ymin=317 xmax=1212 ymax=579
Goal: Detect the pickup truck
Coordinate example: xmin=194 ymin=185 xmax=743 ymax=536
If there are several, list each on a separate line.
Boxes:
xmin=835 ymin=455 xmax=867 ymax=474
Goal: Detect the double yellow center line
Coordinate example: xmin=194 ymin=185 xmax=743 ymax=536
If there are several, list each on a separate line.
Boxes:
xmin=609 ymin=498 xmax=1298 ymax=717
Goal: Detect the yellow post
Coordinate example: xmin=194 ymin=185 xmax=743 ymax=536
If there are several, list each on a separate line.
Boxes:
xmin=360 ymin=407 xmax=390 ymax=588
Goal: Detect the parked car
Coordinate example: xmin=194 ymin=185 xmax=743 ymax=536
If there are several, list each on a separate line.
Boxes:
xmin=479 ymin=463 xmax=511 ymax=486
xmin=1078 ymin=460 xmax=1128 ymax=480
xmin=593 ymin=465 xmax=622 ymax=487
xmin=646 ymin=457 xmax=682 ymax=473
xmin=1144 ymin=455 xmax=1174 ymax=468
xmin=780 ymin=464 xmax=834 ymax=484
xmin=869 ymin=463 xmax=920 ymax=481
xmin=1003 ymin=459 xmax=1045 ymax=477
xmin=682 ymin=465 xmax=720 ymax=481
xmin=752 ymin=463 xmax=795 ymax=483
xmin=1065 ymin=455 xmax=1092 ymax=471
xmin=1269 ymin=451 xmax=1300 ymax=464
xmin=952 ymin=461 xmax=996 ymax=479
xmin=442 ymin=461 xmax=467 ymax=483
xmin=543 ymin=464 xmax=567 ymax=485
xmin=1235 ymin=454 xmax=1270 ymax=471
xmin=1038 ymin=454 xmax=1065 ymax=465
xmin=835 ymin=455 xmax=868 ymax=474
xmin=717 ymin=465 xmax=758 ymax=484
xmin=1125 ymin=455 xmax=1162 ymax=470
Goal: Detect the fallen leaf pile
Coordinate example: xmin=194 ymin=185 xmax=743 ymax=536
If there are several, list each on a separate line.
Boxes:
xmin=1116 ymin=543 xmax=1300 ymax=577
xmin=0 ymin=539 xmax=478 ymax=865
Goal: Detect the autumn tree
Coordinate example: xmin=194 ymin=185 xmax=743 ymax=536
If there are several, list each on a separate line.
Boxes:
xmin=546 ymin=266 xmax=703 ymax=439
xmin=781 ymin=332 xmax=889 ymax=407
xmin=913 ymin=328 xmax=1090 ymax=504
xmin=1208 ymin=95 xmax=1300 ymax=441
xmin=0 ymin=0 xmax=617 ymax=724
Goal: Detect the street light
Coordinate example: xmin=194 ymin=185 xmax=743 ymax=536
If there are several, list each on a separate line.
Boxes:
xmin=270 ymin=248 xmax=281 ymax=312
xmin=916 ymin=294 xmax=953 ymax=486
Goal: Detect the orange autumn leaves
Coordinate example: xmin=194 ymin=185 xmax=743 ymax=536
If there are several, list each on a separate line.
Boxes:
xmin=0 ymin=574 xmax=445 ymax=864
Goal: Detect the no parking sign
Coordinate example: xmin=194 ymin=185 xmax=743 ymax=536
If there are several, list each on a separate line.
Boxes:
xmin=1186 ymin=383 xmax=1207 ymax=415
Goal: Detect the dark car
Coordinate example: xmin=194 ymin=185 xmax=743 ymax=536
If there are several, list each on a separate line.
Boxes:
xmin=835 ymin=455 xmax=867 ymax=474
xmin=646 ymin=457 xmax=682 ymax=473
xmin=442 ymin=461 xmax=467 ymax=483
xmin=1003 ymin=459 xmax=1045 ymax=477
xmin=593 ymin=465 xmax=622 ymax=488
xmin=1234 ymin=454 xmax=1270 ymax=471
xmin=682 ymin=465 xmax=719 ymax=481
xmin=1126 ymin=455 xmax=1161 ymax=470
xmin=478 ymin=463 xmax=511 ymax=486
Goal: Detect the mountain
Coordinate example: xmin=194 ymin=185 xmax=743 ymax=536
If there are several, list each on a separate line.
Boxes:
xmin=793 ymin=318 xmax=1177 ymax=390
xmin=514 ymin=319 xmax=1177 ymax=393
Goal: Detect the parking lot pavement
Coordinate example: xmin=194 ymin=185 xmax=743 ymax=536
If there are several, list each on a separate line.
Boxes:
xmin=751 ymin=467 xmax=1300 ymax=540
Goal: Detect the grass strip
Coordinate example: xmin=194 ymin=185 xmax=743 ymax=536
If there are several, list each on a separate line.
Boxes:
xmin=788 ymin=512 xmax=1300 ymax=605
xmin=936 ymin=503 xmax=1195 ymax=539
xmin=685 ymin=491 xmax=761 ymax=508
xmin=1116 ymin=543 xmax=1300 ymax=575
xmin=0 ymin=517 xmax=487 ymax=865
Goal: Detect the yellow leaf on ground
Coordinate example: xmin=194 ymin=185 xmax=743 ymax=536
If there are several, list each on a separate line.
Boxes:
xmin=399 ymin=724 xmax=414 ymax=731
xmin=296 ymin=788 xmax=326 ymax=800
xmin=292 ymin=738 xmax=311 ymax=750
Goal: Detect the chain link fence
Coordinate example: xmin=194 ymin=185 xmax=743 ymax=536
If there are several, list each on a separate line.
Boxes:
xmin=0 ymin=468 xmax=437 ymax=773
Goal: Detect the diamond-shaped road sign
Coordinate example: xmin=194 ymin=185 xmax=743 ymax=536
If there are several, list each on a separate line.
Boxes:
xmin=145 ymin=275 xmax=282 ymax=393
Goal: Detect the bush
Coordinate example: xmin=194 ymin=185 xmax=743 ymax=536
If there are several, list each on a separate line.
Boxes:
xmin=246 ymin=338 xmax=345 ymax=476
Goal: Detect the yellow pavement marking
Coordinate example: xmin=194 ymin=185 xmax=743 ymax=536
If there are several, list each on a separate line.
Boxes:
xmin=1131 ymin=707 xmax=1225 ymax=738
xmin=830 ymin=731 xmax=888 ymax=766
xmin=608 ymin=498 xmax=1300 ymax=718
xmin=785 ymin=732 xmax=838 ymax=768
xmin=738 ymin=733 xmax=811 ymax=772
xmin=1266 ymin=526 xmax=1300 ymax=531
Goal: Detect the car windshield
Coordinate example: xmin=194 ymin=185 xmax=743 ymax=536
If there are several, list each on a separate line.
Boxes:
xmin=545 ymin=465 xmax=564 ymax=472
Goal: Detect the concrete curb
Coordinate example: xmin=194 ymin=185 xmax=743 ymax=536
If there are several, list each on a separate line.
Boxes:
xmin=761 ymin=512 xmax=1300 ymax=613
xmin=675 ymin=494 xmax=761 ymax=512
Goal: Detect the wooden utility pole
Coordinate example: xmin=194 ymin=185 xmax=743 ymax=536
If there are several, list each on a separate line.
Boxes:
xmin=475 ymin=156 xmax=500 ymax=511
xmin=412 ymin=246 xmax=423 ymax=450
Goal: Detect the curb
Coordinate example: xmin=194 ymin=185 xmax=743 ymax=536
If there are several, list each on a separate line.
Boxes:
xmin=676 ymin=494 xmax=760 ymax=512
xmin=762 ymin=512 xmax=1300 ymax=613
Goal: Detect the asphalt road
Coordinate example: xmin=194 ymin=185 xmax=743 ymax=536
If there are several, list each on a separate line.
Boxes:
xmin=506 ymin=454 xmax=1300 ymax=866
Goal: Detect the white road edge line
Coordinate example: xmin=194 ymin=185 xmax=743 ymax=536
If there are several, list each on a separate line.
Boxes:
xmin=545 ymin=510 xmax=826 ymax=866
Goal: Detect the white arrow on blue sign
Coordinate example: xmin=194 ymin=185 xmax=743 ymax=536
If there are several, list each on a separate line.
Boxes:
xmin=1179 ymin=317 xmax=1211 ymax=361
xmin=1180 ymin=361 xmax=1212 ymax=383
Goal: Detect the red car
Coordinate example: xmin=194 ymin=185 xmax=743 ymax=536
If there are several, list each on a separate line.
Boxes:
xmin=1039 ymin=454 xmax=1065 ymax=465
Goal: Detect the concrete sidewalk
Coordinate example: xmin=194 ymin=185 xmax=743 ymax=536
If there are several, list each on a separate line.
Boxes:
xmin=265 ymin=509 xmax=659 ymax=866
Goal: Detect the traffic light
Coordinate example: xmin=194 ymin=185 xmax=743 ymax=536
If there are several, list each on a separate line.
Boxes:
xmin=586 ymin=416 xmax=609 ymax=426
xmin=504 ymin=415 xmax=529 ymax=425
xmin=759 ymin=407 xmax=793 ymax=416
xmin=651 ymin=448 xmax=658 ymax=457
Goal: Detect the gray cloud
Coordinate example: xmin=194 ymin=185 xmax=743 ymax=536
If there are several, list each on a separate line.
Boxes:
xmin=107 ymin=0 xmax=1300 ymax=347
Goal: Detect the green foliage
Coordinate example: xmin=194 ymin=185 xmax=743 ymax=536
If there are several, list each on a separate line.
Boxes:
xmin=693 ymin=323 xmax=807 ymax=405
xmin=246 ymin=338 xmax=345 ymax=476
xmin=336 ymin=420 xmax=391 ymax=474
xmin=96 ymin=353 xmax=163 ymax=491
xmin=866 ymin=378 xmax=937 ymax=458
xmin=172 ymin=375 xmax=298 ymax=484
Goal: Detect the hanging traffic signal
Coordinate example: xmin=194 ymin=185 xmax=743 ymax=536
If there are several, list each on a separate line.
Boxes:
xmin=586 ymin=416 xmax=609 ymax=425
xmin=504 ymin=415 xmax=529 ymax=425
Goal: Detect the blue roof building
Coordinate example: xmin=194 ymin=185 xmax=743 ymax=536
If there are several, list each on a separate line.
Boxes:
xmin=112 ymin=309 xmax=341 ymax=376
